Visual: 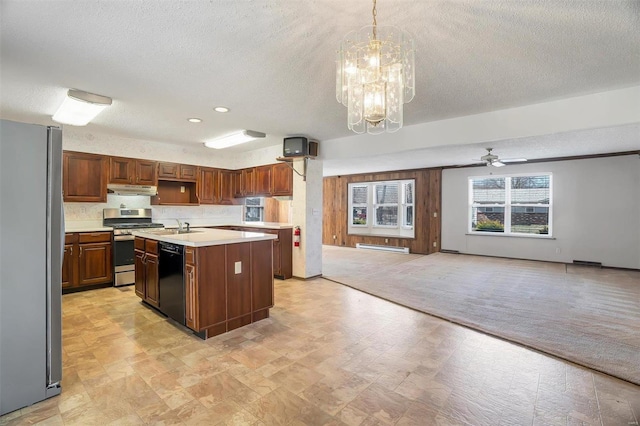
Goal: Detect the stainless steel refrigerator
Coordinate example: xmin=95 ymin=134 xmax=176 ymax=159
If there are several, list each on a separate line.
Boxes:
xmin=0 ymin=119 xmax=63 ymax=415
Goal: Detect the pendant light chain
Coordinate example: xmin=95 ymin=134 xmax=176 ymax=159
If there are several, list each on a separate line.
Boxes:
xmin=372 ymin=0 xmax=378 ymax=39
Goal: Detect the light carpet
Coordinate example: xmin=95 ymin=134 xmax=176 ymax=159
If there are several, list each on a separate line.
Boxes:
xmin=322 ymin=246 xmax=640 ymax=386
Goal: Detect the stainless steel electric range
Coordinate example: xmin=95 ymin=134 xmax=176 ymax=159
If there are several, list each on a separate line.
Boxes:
xmin=103 ymin=208 xmax=164 ymax=287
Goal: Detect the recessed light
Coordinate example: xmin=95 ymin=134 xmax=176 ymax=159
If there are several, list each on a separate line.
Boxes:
xmin=214 ymin=106 xmax=229 ymax=113
xmin=187 ymin=118 xmax=202 ymax=123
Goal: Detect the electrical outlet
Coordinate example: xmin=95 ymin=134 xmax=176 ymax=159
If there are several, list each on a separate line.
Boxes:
xmin=433 ymin=241 xmax=437 ymax=247
xmin=234 ymin=261 xmax=242 ymax=274
xmin=556 ymin=248 xmax=561 ymax=254
xmin=180 ymin=186 xmax=185 ymax=193
xmin=433 ymin=212 xmax=438 ymax=218
xmin=385 ymin=238 xmax=389 ymax=243
xmin=332 ymin=235 xmax=336 ymax=240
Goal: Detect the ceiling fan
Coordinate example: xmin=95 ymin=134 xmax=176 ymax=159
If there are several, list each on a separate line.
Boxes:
xmin=476 ymin=148 xmax=527 ymax=167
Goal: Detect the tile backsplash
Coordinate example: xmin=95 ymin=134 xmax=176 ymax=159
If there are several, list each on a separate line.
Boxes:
xmin=64 ymin=195 xmax=243 ymax=226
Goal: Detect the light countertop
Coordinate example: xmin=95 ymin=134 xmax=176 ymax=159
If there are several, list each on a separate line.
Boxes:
xmin=65 ymin=221 xmax=293 ymax=233
xmin=163 ymin=221 xmax=293 ymax=230
xmin=65 ymin=221 xmax=112 ymax=233
xmin=132 ymin=227 xmax=277 ymax=247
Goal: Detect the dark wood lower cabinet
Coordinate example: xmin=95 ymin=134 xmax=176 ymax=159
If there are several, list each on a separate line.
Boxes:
xmin=213 ymin=226 xmax=292 ymax=279
xmin=184 ymin=240 xmax=273 ymax=339
xmin=62 ymin=232 xmax=113 ymax=292
xmin=134 ymin=237 xmax=159 ymax=308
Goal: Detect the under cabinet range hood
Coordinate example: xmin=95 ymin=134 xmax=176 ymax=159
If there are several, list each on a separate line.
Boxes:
xmin=107 ymin=184 xmax=157 ymax=196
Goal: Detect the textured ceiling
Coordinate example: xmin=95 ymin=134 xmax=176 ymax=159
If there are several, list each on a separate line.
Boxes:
xmin=1 ymin=1 xmax=639 ymax=166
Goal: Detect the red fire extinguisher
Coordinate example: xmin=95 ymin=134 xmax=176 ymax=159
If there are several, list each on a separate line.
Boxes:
xmin=293 ymin=226 xmax=301 ymax=248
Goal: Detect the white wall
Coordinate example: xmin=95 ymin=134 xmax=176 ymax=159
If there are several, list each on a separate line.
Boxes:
xmin=441 ymin=154 xmax=640 ymax=269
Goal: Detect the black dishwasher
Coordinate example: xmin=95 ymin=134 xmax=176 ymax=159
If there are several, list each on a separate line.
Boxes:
xmin=158 ymin=242 xmax=185 ymax=325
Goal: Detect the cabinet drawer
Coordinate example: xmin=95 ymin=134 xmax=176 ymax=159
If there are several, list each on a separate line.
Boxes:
xmin=78 ymin=232 xmax=112 ymax=243
xmin=145 ymin=239 xmax=158 ymax=254
xmin=65 ymin=233 xmax=78 ymax=244
xmin=185 ymin=247 xmax=196 ymax=265
xmin=134 ymin=237 xmax=145 ymax=250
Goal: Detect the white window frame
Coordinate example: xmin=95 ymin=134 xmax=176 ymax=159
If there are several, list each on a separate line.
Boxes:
xmin=373 ymin=182 xmax=400 ymax=228
xmin=348 ymin=179 xmax=415 ymax=238
xmin=350 ymin=184 xmax=369 ymax=227
xmin=468 ymin=173 xmax=553 ymax=237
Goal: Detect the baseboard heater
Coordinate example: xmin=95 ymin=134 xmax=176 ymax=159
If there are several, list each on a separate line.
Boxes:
xmin=573 ymin=260 xmax=602 ymax=268
xmin=356 ymin=243 xmax=409 ymax=254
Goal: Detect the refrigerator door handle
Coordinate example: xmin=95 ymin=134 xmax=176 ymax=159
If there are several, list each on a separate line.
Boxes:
xmin=46 ymin=126 xmax=63 ymax=389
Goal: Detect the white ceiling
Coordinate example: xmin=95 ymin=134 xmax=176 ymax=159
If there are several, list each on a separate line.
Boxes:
xmin=1 ymin=0 xmax=639 ymax=172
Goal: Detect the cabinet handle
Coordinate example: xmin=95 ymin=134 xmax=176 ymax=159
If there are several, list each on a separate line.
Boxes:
xmin=69 ymin=246 xmax=73 ymax=256
xmin=79 ymin=247 xmax=83 ymax=257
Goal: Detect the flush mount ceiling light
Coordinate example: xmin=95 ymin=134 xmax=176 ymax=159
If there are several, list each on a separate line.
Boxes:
xmin=336 ymin=0 xmax=415 ymax=134
xmin=213 ymin=106 xmax=230 ymax=113
xmin=52 ymin=89 xmax=112 ymax=126
xmin=204 ymin=130 xmax=266 ymax=149
xmin=187 ymin=118 xmax=202 ymax=123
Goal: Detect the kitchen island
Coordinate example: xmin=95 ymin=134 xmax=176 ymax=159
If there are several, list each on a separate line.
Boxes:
xmin=132 ymin=228 xmax=276 ymax=339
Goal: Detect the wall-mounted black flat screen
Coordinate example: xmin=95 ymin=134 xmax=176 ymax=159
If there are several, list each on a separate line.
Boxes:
xmin=283 ymin=137 xmax=318 ymax=157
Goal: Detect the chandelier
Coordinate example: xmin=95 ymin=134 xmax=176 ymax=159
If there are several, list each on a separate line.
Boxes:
xmin=336 ymin=0 xmax=415 ymax=134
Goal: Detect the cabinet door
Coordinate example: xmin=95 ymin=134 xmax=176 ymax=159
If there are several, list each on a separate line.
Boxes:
xmin=252 ymin=240 xmax=274 ymax=313
xmin=271 ymin=162 xmax=293 ymax=196
xmin=145 ymin=253 xmax=160 ymax=308
xmin=136 ymin=160 xmax=157 ymax=185
xmin=63 ymin=151 xmax=107 ymax=202
xmin=272 ymin=239 xmax=281 ymax=277
xmin=185 ymin=263 xmax=198 ymax=330
xmin=78 ymin=242 xmax=112 ymax=286
xmin=226 ymin=243 xmax=252 ymax=320
xmin=62 ymin=244 xmax=74 ymax=288
xmin=109 ymin=157 xmax=134 ymax=184
xmin=179 ymin=165 xmax=198 ymax=181
xmin=232 ymin=170 xmax=244 ymax=198
xmin=254 ymin=165 xmax=272 ymax=196
xmin=134 ymin=249 xmax=146 ymax=299
xmin=158 ymin=162 xmax=179 ymax=179
xmin=198 ymin=168 xmax=220 ymax=204
xmin=219 ymin=170 xmax=235 ymax=205
xmin=243 ymin=168 xmax=256 ymax=196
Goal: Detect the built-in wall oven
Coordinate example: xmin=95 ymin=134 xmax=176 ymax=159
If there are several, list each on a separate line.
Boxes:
xmin=103 ymin=208 xmax=164 ymax=287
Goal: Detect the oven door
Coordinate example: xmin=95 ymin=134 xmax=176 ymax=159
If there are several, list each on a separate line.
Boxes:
xmin=113 ymin=235 xmax=135 ymax=286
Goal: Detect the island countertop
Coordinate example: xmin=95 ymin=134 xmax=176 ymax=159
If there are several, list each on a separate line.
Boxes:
xmin=132 ymin=227 xmax=277 ymax=247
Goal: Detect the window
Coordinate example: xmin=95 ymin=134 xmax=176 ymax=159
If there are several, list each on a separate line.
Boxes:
xmin=348 ymin=179 xmax=415 ymax=238
xmin=469 ymin=174 xmax=552 ymax=236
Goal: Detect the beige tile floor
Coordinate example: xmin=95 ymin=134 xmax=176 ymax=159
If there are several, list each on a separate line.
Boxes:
xmin=2 ymin=278 xmax=639 ymax=425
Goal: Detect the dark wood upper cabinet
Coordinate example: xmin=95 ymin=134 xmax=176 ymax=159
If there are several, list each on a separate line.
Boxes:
xmin=219 ymin=170 xmax=236 ymax=205
xmin=198 ymin=168 xmax=220 ymax=204
xmin=109 ymin=157 xmax=157 ymax=186
xmin=63 ymin=151 xmax=108 ymax=202
xmin=157 ymin=162 xmax=179 ymax=179
xmin=254 ymin=165 xmax=272 ymax=196
xmin=109 ymin=157 xmax=133 ymax=184
xmin=233 ymin=168 xmax=256 ymax=197
xmin=136 ymin=160 xmax=157 ymax=185
xmin=157 ymin=162 xmax=197 ymax=182
xmin=271 ymin=162 xmax=293 ymax=196
xmin=179 ymin=164 xmax=197 ymax=181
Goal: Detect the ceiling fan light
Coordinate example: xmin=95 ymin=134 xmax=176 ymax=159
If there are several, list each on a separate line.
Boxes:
xmin=52 ymin=89 xmax=112 ymax=126
xmin=204 ymin=130 xmax=266 ymax=149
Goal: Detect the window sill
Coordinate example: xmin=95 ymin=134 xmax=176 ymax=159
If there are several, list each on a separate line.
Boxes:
xmin=466 ymin=232 xmax=555 ymax=240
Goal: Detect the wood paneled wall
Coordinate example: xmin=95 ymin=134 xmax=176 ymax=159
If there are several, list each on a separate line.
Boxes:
xmin=323 ymin=168 xmax=442 ymax=255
